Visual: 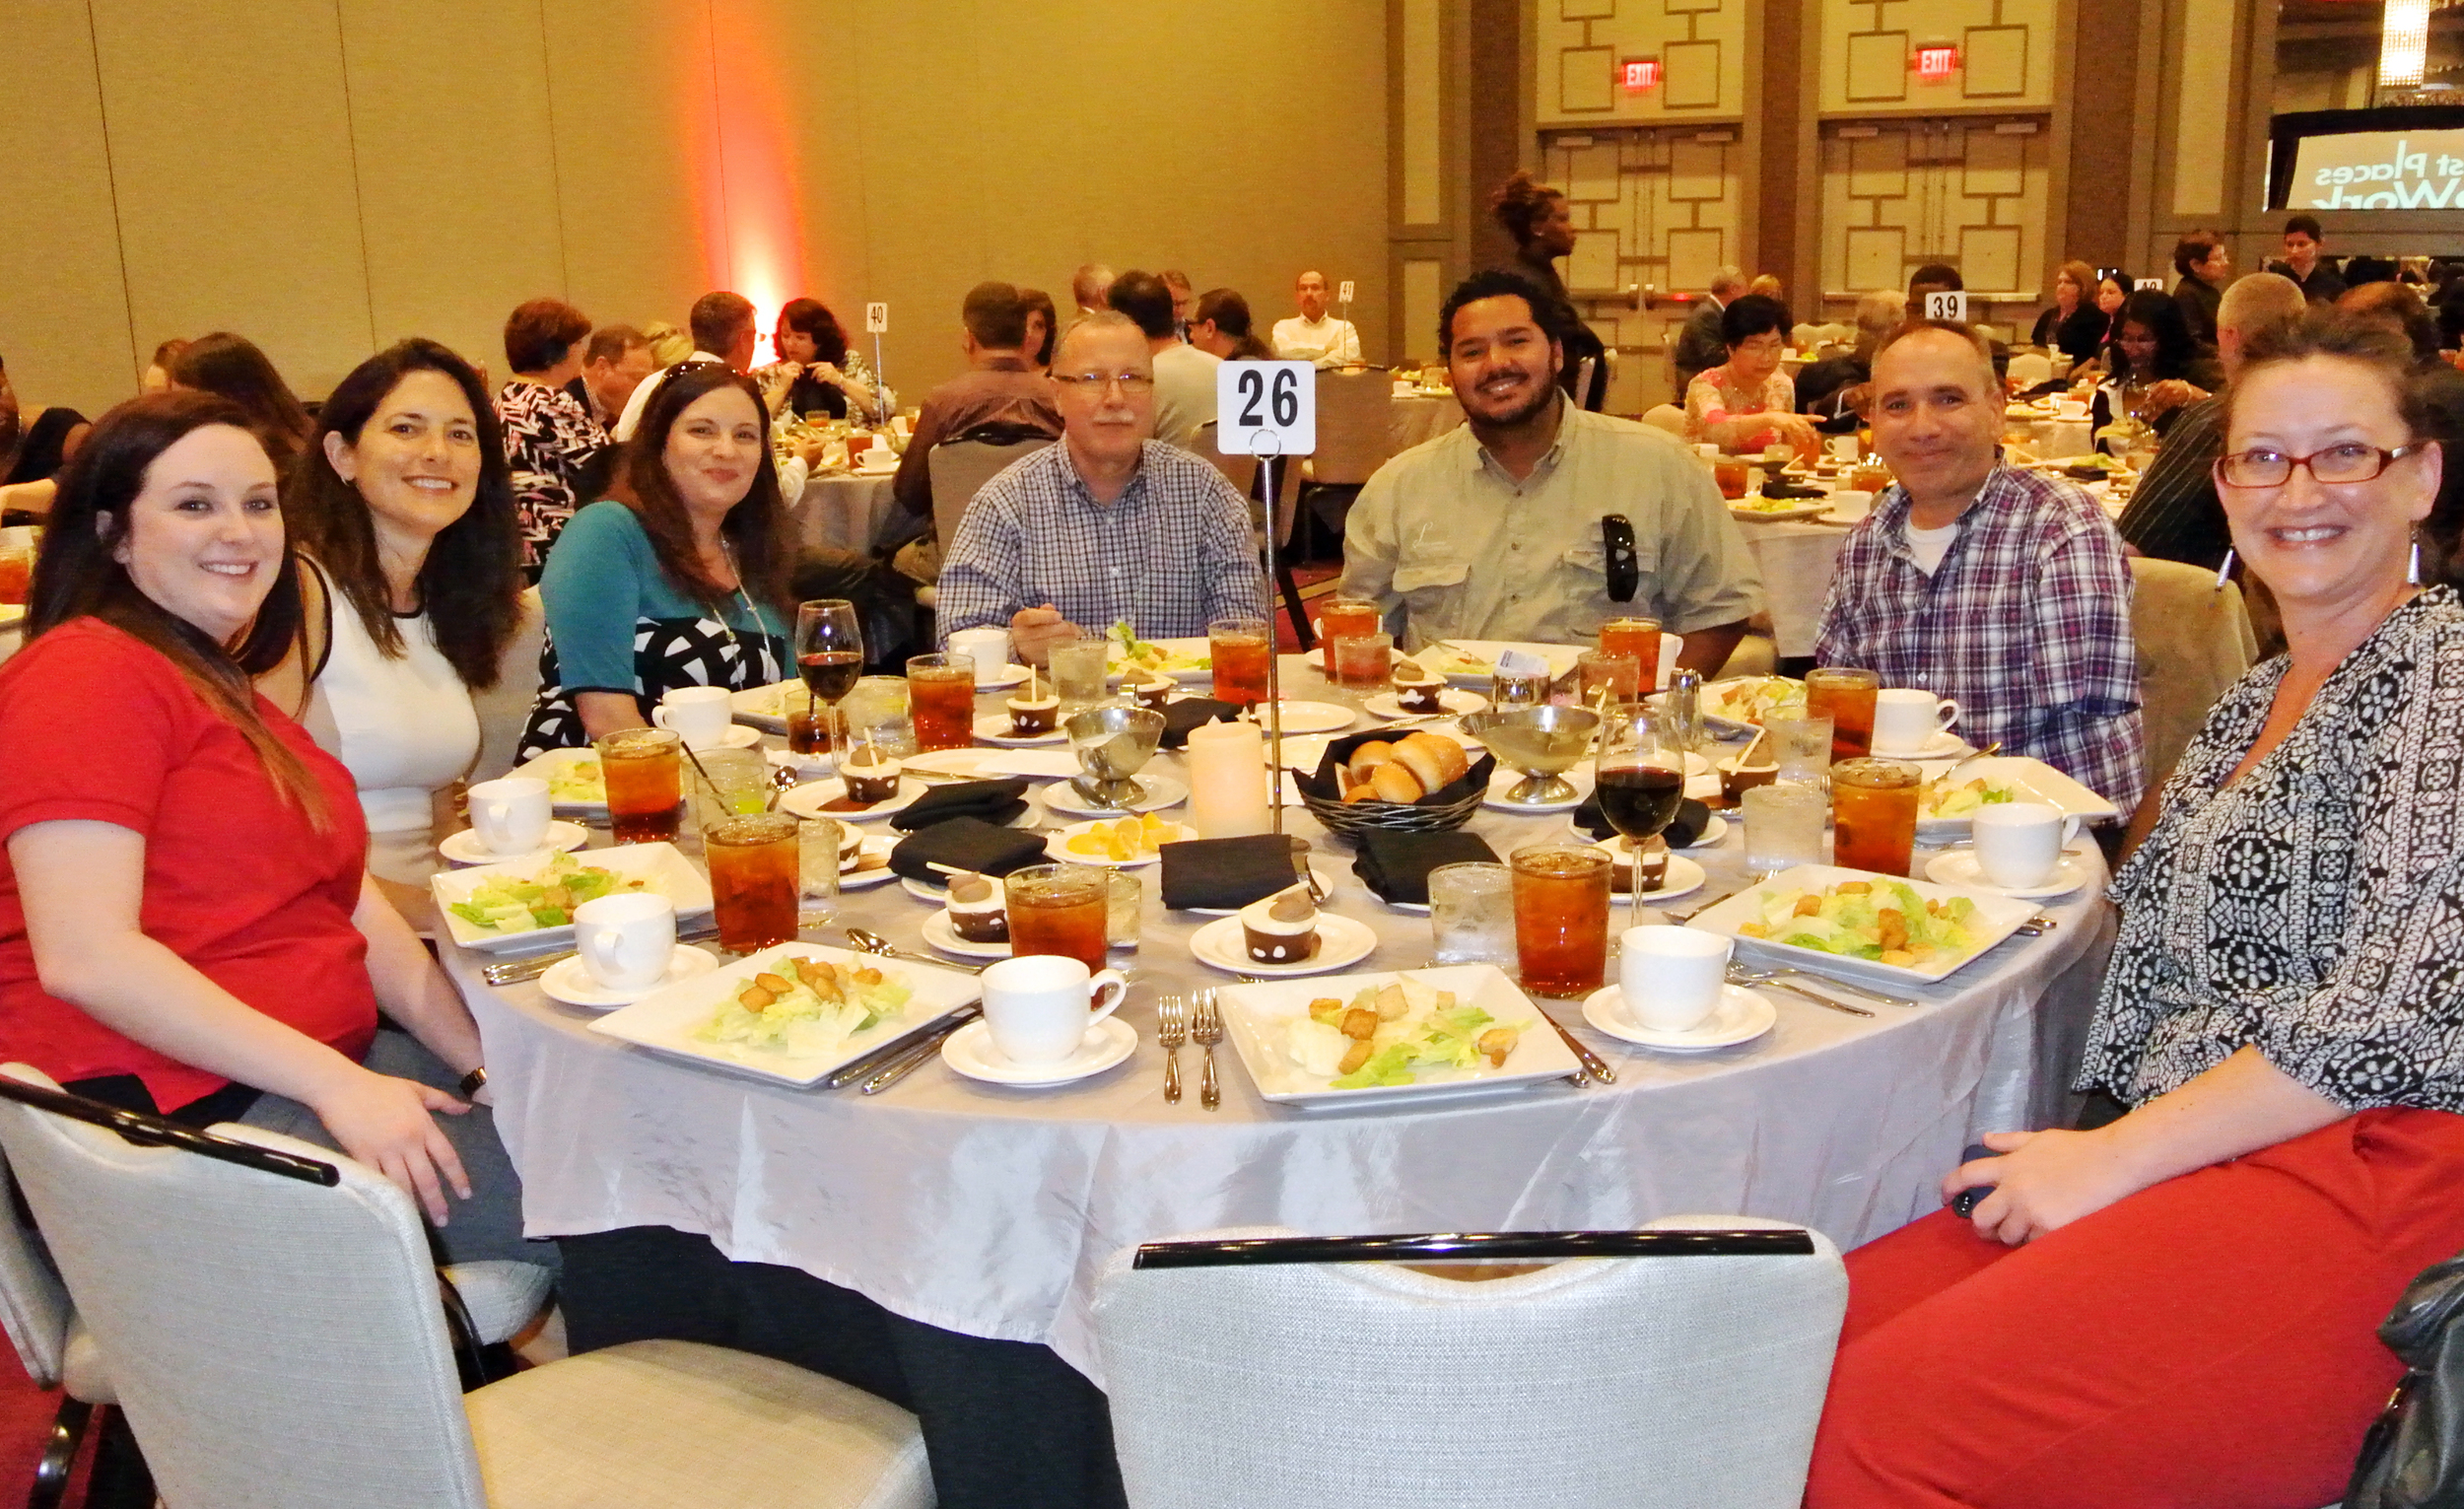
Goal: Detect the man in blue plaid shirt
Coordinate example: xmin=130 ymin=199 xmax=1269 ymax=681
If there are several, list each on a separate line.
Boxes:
xmin=935 ymin=312 xmax=1264 ymax=663
xmin=1815 ymin=321 xmax=2148 ymax=814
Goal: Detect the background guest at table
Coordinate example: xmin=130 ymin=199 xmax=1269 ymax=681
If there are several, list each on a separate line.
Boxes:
xmin=579 ymin=323 xmax=655 ymax=430
xmin=140 ymin=337 xmax=188 ymax=396
xmin=1809 ymin=309 xmax=2464 ymax=1509
xmin=495 ymin=298 xmax=613 ymax=573
xmin=0 ymin=404 xmax=89 ymax=489
xmin=935 ymin=312 xmax=1260 ymax=664
xmin=2266 ymin=213 xmax=2345 ymax=305
xmin=2115 ymin=273 xmax=2305 ymax=573
xmin=2088 ymin=269 xmax=2131 ymax=372
xmin=2029 ymin=258 xmax=2108 ymax=368
xmin=1683 ymin=293 xmax=1817 ymax=453
xmin=1342 ymin=270 xmax=1760 ymax=673
xmin=611 ymin=292 xmax=829 ymax=500
xmin=2091 ymin=290 xmax=2223 ymax=441
xmin=1488 ymin=169 xmax=1608 ymax=408
xmin=169 ymin=331 xmax=314 ymax=478
xmin=1672 ymin=265 xmax=1745 ymax=395
xmin=1271 ymin=270 xmax=1363 ymax=368
xmin=519 ymin=363 xmax=791 ymax=755
xmin=639 ymin=319 xmax=695 ymax=371
xmin=1814 ymin=319 xmax=2147 ymax=812
xmin=1746 ymin=272 xmax=1786 ymax=308
xmin=2171 ymin=230 xmax=2232 ymax=349
xmin=1189 ymin=288 xmax=1276 ymax=362
xmin=282 ymin=339 xmax=524 ymax=896
xmin=1069 ymin=264 xmax=1115 ymax=322
xmin=886 ymin=281 xmax=1062 ymax=578
xmin=772 ymin=297 xmax=879 ymax=422
xmin=0 ymin=392 xmax=541 ymax=1267
xmin=1161 ymin=269 xmax=1196 ymax=343
xmin=1018 ymin=287 xmax=1058 ymax=374
xmin=1111 ymin=270 xmax=1216 ymax=450
xmin=1797 ymin=289 xmax=1905 ymax=422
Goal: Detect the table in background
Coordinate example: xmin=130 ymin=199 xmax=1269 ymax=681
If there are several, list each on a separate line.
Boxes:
xmin=791 ymin=471 xmax=903 ymax=554
xmin=453 ymin=659 xmax=2115 ymax=1385
xmin=1388 ymin=392 xmax=1465 ymax=453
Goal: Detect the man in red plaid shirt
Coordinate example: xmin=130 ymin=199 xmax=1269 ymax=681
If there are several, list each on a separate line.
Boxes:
xmin=1814 ymin=321 xmax=2148 ymax=814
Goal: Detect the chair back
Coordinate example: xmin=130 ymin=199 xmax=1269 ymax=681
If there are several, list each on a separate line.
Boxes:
xmin=1095 ymin=1218 xmax=1846 ymax=1509
xmin=0 ymin=1064 xmax=490 ymax=1509
xmin=1190 ymin=421 xmax=1259 ymax=497
xmin=1310 ymin=368 xmax=1396 ymax=486
xmin=1572 ymin=355 xmax=1601 ymax=412
xmin=0 ymin=1142 xmax=70 ymax=1392
xmin=1641 ymin=404 xmax=1690 ymax=438
xmin=1792 ymin=323 xmax=1821 ymax=347
xmin=2007 ymin=352 xmax=2053 ymax=387
xmin=928 ymin=437 xmax=1052 ymax=552
xmin=470 ymin=584 xmax=546 ymax=783
xmin=2128 ymin=557 xmax=2258 ymax=789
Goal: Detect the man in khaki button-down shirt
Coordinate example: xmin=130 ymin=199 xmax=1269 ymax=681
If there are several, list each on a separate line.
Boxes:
xmin=1340 ymin=271 xmax=1761 ymax=672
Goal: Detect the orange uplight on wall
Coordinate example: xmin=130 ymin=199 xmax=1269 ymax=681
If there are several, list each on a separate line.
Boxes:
xmin=1620 ymin=58 xmax=1661 ymax=93
xmin=697 ymin=0 xmax=812 ymax=364
xmin=1915 ymin=45 xmax=1959 ymax=81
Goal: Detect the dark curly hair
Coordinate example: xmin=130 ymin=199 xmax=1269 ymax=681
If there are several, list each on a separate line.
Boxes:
xmin=1488 ymin=170 xmax=1565 ymax=247
xmin=1437 ymin=268 xmax=1578 ymax=355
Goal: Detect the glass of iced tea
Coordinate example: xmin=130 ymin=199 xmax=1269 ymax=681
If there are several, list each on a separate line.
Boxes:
xmin=1208 ymin=616 xmax=1271 ymax=708
xmin=1805 ymin=666 xmax=1881 ymax=761
xmin=1830 ymin=757 xmax=1920 ymax=875
xmin=1597 ymin=617 xmax=1662 ymax=689
xmin=1713 ymin=457 xmax=1751 ymax=499
xmin=1003 ymin=863 xmax=1111 ymax=971
xmin=1575 ymin=650 xmax=1641 ymax=707
xmin=705 ymin=811 xmax=802 ymax=953
xmin=1314 ymin=595 xmax=1381 ymax=676
xmin=1509 ymin=844 xmax=1612 ymax=997
xmin=0 ymin=545 xmax=32 ymax=607
xmin=906 ymin=652 xmax=977 ymax=752
xmin=595 ymin=727 xmax=684 ymax=845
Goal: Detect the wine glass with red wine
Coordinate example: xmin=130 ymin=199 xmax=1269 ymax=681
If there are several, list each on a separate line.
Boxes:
xmin=1594 ymin=703 xmax=1686 ymax=910
xmin=792 ymin=599 xmax=865 ymax=755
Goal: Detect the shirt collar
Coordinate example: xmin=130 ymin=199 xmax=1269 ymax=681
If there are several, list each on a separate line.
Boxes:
xmin=980 ymin=354 xmax=1033 ymax=374
xmin=1465 ymin=399 xmax=1575 ymax=484
xmin=1873 ymin=453 xmax=2019 ymax=545
xmin=1057 ymin=436 xmax=1151 ymax=507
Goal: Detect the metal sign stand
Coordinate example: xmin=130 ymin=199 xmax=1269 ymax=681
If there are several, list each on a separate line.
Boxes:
xmin=1257 ymin=434 xmax=1285 ymax=836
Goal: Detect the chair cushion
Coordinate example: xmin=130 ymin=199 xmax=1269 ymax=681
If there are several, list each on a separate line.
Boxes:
xmin=466 ymin=1338 xmax=931 ymax=1509
xmin=59 ymin=1313 xmax=112 ymax=1406
xmin=442 ymin=1261 xmax=554 ymax=1347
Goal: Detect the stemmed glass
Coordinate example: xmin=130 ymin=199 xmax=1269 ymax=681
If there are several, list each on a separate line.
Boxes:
xmin=1594 ymin=703 xmax=1688 ymax=912
xmin=792 ymin=599 xmax=865 ymax=755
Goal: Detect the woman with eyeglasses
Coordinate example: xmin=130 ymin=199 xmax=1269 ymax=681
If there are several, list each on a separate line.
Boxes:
xmin=1682 ymin=293 xmax=1818 ymax=453
xmin=1808 ymin=309 xmax=2464 ymax=1507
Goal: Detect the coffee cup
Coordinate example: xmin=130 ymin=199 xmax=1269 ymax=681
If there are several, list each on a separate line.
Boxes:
xmin=978 ymin=954 xmax=1128 ymax=1065
xmin=652 ymin=685 xmax=734 ymax=748
xmin=1825 ymin=489 xmax=1875 ymax=522
xmin=1619 ymin=926 xmax=1732 ymax=1033
xmin=1873 ymin=689 xmax=1958 ymax=752
xmin=948 ymin=627 xmax=1013 ymax=686
xmin=573 ymin=892 xmax=676 ymax=992
xmin=1971 ymin=801 xmax=2082 ymax=889
xmin=1825 ymin=434 xmax=1860 ymax=460
xmin=465 ymin=777 xmax=551 ymax=856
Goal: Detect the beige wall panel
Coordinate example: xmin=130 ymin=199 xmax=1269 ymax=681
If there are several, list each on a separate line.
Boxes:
xmin=0 ymin=6 xmax=133 ymax=411
xmin=1961 ymin=26 xmax=2027 ymax=98
xmin=1844 ymin=33 xmax=1909 ymax=103
xmin=1962 ymin=133 xmax=2025 ymax=197
xmin=1401 ymin=0 xmax=1443 ymax=225
xmin=1536 ymin=0 xmax=1745 ymax=125
xmin=1667 ymin=227 xmax=1724 ymax=289
xmin=338 ymin=0 xmax=566 ymax=373
xmin=91 ymin=0 xmax=373 ymax=398
xmin=1402 ymin=258 xmax=1444 ymax=370
xmin=2169 ymin=0 xmax=2234 ymax=215
xmin=1959 ymin=226 xmax=2021 ymax=290
xmin=1567 ymin=144 xmax=1623 ymax=200
xmin=1560 ymin=0 xmax=1615 ymax=19
xmin=1845 ymin=227 xmax=1904 ymax=289
xmin=1669 ymin=140 xmax=1725 ymax=199
xmin=1662 ymin=40 xmax=1723 ymax=109
xmin=1560 ymin=45 xmax=1615 ymax=113
xmin=1820 ymin=0 xmax=2055 ymax=115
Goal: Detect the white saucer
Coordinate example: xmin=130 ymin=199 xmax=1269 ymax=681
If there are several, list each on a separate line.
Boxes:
xmin=1871 ymin=730 xmax=1970 ymax=761
xmin=764 ymin=746 xmax=836 ymax=780
xmin=1587 ymin=845 xmax=1707 ymax=902
xmin=682 ymin=724 xmax=764 ymax=752
xmin=1924 ymin=848 xmax=2092 ymax=900
xmin=539 ymin=945 xmax=719 ymax=1009
xmin=1186 ymin=864 xmax=1340 ymax=916
xmin=1046 ymin=818 xmax=1198 ymax=867
xmin=976 ymin=663 xmax=1033 ymax=692
xmin=1188 ymin=913 xmax=1378 ymax=977
xmin=921 ymin=910 xmax=1012 ymax=959
xmin=973 ymin=713 xmax=1067 ymax=747
xmin=940 ymin=1015 xmax=1136 ymax=1086
xmin=439 ymin=820 xmax=590 ymax=867
xmin=780 ymin=776 xmax=924 ymax=822
xmin=853 ymin=458 xmax=900 ymax=477
xmin=1042 ymin=773 xmax=1191 ymax=818
xmin=1582 ymin=983 xmax=1776 ymax=1050
xmin=1239 ymin=701 xmax=1356 ymax=735
xmin=838 ymin=835 xmax=901 ymax=888
xmin=1361 ymin=688 xmax=1487 ymax=720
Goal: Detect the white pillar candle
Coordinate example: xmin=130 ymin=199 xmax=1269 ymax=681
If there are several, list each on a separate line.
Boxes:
xmin=1184 ymin=720 xmax=1271 ymax=838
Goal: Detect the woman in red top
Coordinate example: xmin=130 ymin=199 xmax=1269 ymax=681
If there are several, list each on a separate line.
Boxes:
xmin=0 ymin=392 xmax=540 ymax=1267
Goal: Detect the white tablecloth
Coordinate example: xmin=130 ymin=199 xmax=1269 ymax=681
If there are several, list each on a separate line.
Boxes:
xmin=1388 ymin=393 xmax=1465 ymax=454
xmin=791 ymin=472 xmax=903 ymax=554
xmin=454 ymin=661 xmax=2114 ymax=1385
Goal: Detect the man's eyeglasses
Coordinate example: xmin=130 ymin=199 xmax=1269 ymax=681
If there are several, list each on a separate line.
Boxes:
xmin=1052 ymin=373 xmax=1155 ymax=393
xmin=2213 ymin=442 xmax=2430 ymax=489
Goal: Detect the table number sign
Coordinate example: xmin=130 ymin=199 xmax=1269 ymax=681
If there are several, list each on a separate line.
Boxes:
xmin=1337 ymin=280 xmax=1356 ymax=305
xmin=1216 ymin=360 xmax=1316 ymax=456
xmin=864 ymin=303 xmax=889 ymax=333
xmin=2134 ymin=278 xmax=2166 ymax=292
xmin=1922 ymin=290 xmax=1968 ymax=322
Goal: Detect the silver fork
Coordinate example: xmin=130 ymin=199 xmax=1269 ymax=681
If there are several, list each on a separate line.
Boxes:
xmin=1157 ymin=996 xmax=1188 ymax=1104
xmin=1193 ymin=993 xmax=1224 ymax=1111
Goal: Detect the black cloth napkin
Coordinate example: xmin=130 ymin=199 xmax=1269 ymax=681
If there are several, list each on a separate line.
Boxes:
xmin=1572 ymin=794 xmax=1711 ymax=848
xmin=887 ymin=816 xmax=1047 ymax=884
xmin=1759 ymin=476 xmax=1826 ymax=500
xmin=1158 ymin=698 xmax=1238 ymax=749
xmin=1287 ymin=729 xmax=1495 ymax=807
xmin=1351 ymin=830 xmax=1501 ymax=907
xmin=1159 ymin=835 xmax=1305 ymax=912
xmin=886 ymin=779 xmax=1030 ymax=832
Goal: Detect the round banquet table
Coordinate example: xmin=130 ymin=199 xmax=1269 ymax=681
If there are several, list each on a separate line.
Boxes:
xmin=1387 ymin=391 xmax=1466 ymax=453
xmin=449 ymin=658 xmax=2115 ymax=1386
xmin=790 ymin=469 xmax=903 ymax=553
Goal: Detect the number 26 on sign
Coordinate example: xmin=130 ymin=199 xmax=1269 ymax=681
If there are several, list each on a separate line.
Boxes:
xmin=1215 ymin=360 xmax=1317 ymax=455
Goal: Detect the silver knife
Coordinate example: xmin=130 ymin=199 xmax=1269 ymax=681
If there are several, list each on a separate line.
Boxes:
xmin=824 ymin=1005 xmax=983 ymax=1088
xmin=482 ymin=923 xmax=724 ymax=986
xmin=1531 ymin=1003 xmax=1614 ymax=1084
xmin=859 ymin=1015 xmax=976 ymax=1093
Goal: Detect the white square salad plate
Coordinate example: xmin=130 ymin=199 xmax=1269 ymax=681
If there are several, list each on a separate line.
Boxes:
xmin=433 ymin=842 xmax=712 ymax=955
xmin=509 ymin=745 xmax=607 ymax=818
xmin=1683 ymin=863 xmax=2039 ymax=990
xmin=1215 ymin=964 xmax=1579 ymax=1110
xmin=1914 ymin=755 xmax=2120 ymax=842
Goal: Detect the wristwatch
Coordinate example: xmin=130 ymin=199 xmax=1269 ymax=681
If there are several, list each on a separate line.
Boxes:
xmin=457 ymin=1066 xmax=488 ymax=1099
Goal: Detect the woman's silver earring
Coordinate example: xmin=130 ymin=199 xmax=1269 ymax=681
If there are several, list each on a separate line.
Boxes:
xmin=2410 ymin=532 xmax=2424 ymax=586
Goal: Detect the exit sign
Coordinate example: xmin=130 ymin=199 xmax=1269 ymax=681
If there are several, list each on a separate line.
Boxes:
xmin=1915 ymin=45 xmax=1958 ymax=80
xmin=1619 ymin=58 xmax=1661 ymax=92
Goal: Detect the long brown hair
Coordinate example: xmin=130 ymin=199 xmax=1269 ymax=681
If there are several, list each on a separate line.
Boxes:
xmin=29 ymin=392 xmax=329 ymax=826
xmin=285 ymin=339 xmax=523 ymax=689
xmin=167 ymin=333 xmax=314 ymax=478
xmin=619 ymin=363 xmax=794 ymax=617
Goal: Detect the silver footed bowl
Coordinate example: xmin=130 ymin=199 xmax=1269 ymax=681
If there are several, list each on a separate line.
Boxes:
xmin=1458 ymin=705 xmax=1602 ymax=806
xmin=1064 ymin=704 xmax=1165 ymax=807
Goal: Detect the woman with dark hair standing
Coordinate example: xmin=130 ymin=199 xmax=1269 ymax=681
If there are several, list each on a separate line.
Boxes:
xmin=517 ymin=363 xmax=793 ymax=757
xmin=0 ymin=393 xmax=541 ymax=1265
xmin=1018 ymin=289 xmax=1058 ymax=375
xmin=2092 ymin=289 xmax=2224 ymax=441
xmin=2172 ymin=231 xmax=2233 ymax=349
xmin=1487 ymin=169 xmax=1609 ymax=407
xmin=770 ymin=298 xmax=880 ymax=421
xmin=496 ymin=298 xmax=612 ymax=571
xmin=168 ymin=332 xmax=315 ymax=477
xmin=282 ymin=339 xmax=524 ymax=892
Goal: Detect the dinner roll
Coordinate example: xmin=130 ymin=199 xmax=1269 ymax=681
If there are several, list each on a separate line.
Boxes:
xmin=1368 ymin=761 xmax=1424 ymax=803
xmin=1345 ymin=740 xmax=1397 ymax=785
xmin=1342 ymin=782 xmax=1379 ymax=803
xmin=1391 ymin=731 xmax=1469 ymax=793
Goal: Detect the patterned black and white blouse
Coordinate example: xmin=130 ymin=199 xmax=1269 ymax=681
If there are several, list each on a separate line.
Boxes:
xmin=2081 ymin=586 xmax=2464 ymax=1113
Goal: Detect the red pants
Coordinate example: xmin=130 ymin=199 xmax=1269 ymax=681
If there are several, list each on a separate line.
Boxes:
xmin=1806 ymin=1107 xmax=2464 ymax=1509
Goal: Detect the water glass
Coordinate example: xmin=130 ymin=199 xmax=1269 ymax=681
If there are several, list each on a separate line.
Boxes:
xmin=1427 ymin=862 xmax=1517 ymax=967
xmin=688 ymin=747 xmax=772 ymax=831
xmin=1332 ymin=632 xmax=1393 ymax=691
xmin=1765 ymin=713 xmax=1834 ymax=789
xmin=797 ymin=816 xmax=844 ymax=928
xmin=1049 ymin=639 xmax=1110 ymax=713
xmin=837 ymin=676 xmax=917 ymax=757
xmin=1742 ymin=784 xmax=1827 ymax=871
xmin=1104 ymin=871 xmax=1141 ymax=950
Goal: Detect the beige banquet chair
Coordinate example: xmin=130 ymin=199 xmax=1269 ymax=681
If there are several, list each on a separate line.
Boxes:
xmin=2007 ymin=352 xmax=2053 ymax=389
xmin=1641 ymin=404 xmax=1691 ymax=438
xmin=2128 ymin=557 xmax=2259 ymax=791
xmin=924 ymin=434 xmax=1053 ymax=614
xmin=1096 ymin=1218 xmax=1846 ymax=1509
xmin=0 ymin=1064 xmax=932 ymax=1509
xmin=1188 ymin=420 xmax=1259 ymax=497
xmin=469 ymin=585 xmax=547 ymax=784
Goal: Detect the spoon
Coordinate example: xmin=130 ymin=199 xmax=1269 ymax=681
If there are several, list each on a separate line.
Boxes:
xmin=845 ymin=926 xmax=992 ymax=976
xmin=1937 ymin=740 xmax=2004 ymax=778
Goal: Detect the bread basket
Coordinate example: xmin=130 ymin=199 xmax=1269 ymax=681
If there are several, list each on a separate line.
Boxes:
xmin=1292 ymin=729 xmax=1492 ymax=843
